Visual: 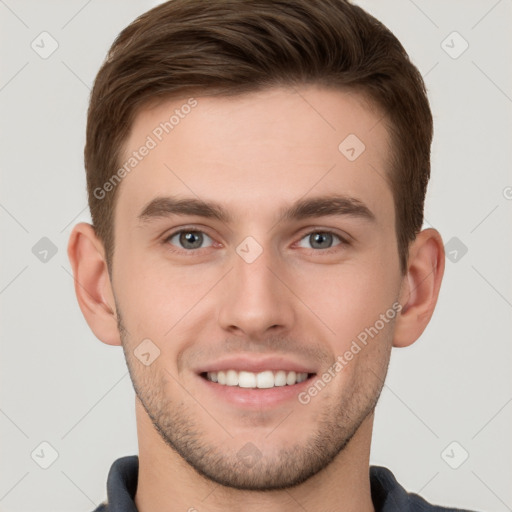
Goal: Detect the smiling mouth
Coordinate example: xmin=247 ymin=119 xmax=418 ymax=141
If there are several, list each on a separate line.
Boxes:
xmin=200 ymin=370 xmax=316 ymax=389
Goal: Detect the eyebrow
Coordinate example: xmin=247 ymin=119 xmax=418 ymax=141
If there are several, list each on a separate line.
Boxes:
xmin=137 ymin=194 xmax=376 ymax=226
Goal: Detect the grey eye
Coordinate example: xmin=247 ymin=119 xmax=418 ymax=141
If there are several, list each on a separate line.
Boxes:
xmin=297 ymin=232 xmax=342 ymax=250
xmin=168 ymin=230 xmax=213 ymax=250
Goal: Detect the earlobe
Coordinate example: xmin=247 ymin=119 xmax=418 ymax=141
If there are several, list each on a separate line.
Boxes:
xmin=67 ymin=222 xmax=122 ymax=346
xmin=393 ymin=228 xmax=445 ymax=348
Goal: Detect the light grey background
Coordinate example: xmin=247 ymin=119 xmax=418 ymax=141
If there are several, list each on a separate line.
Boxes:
xmin=1 ymin=1 xmax=511 ymax=511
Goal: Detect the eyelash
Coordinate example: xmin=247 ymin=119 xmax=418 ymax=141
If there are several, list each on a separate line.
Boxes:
xmin=163 ymin=226 xmax=350 ymax=256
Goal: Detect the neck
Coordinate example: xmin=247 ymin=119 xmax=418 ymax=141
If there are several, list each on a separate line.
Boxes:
xmin=134 ymin=399 xmax=376 ymax=512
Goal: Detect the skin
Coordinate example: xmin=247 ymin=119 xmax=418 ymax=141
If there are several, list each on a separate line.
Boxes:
xmin=68 ymin=85 xmax=444 ymax=512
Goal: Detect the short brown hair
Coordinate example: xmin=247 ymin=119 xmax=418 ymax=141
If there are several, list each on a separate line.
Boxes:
xmin=85 ymin=0 xmax=433 ymax=276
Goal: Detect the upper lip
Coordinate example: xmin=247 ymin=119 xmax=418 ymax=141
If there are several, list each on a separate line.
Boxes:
xmin=195 ymin=355 xmax=317 ymax=375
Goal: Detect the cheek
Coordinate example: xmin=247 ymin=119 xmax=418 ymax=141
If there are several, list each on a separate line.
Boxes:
xmin=114 ymin=249 xmax=216 ymax=338
xmin=306 ymin=266 xmax=396 ymax=400
xmin=301 ymin=260 xmax=399 ymax=348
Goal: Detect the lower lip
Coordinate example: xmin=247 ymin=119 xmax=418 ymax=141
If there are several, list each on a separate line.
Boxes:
xmin=197 ymin=373 xmax=316 ymax=408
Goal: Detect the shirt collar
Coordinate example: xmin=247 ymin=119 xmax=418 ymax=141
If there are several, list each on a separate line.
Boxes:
xmin=97 ymin=456 xmax=454 ymax=512
xmin=102 ymin=455 xmax=139 ymax=512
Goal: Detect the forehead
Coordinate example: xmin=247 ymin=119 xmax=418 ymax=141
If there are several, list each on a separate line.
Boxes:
xmin=115 ymin=86 xmax=393 ymax=228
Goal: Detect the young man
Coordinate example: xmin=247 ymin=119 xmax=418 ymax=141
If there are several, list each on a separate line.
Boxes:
xmin=68 ymin=0 xmax=474 ymax=510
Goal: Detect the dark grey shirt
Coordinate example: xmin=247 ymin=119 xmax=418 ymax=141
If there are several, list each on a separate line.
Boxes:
xmin=92 ymin=456 xmax=476 ymax=512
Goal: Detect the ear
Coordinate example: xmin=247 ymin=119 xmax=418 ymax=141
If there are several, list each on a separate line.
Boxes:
xmin=67 ymin=222 xmax=121 ymax=346
xmin=393 ymin=228 xmax=445 ymax=348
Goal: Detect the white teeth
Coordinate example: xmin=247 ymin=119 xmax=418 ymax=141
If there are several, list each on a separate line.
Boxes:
xmin=238 ymin=371 xmax=256 ymax=388
xmin=286 ymin=371 xmax=297 ymax=385
xmin=256 ymin=370 xmax=274 ymax=389
xmin=205 ymin=370 xmax=310 ymax=388
xmin=274 ymin=370 xmax=287 ymax=387
xmin=226 ymin=370 xmax=239 ymax=386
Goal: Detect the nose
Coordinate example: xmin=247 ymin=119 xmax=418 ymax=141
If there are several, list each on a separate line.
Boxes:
xmin=217 ymin=241 xmax=296 ymax=339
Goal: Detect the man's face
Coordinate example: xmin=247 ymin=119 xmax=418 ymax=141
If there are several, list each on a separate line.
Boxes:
xmin=111 ymin=86 xmax=403 ymax=490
